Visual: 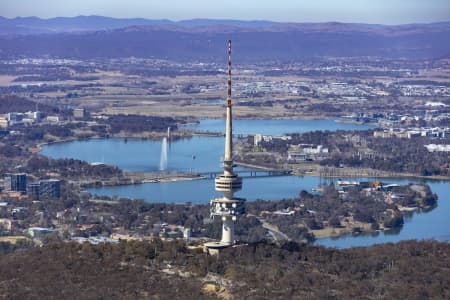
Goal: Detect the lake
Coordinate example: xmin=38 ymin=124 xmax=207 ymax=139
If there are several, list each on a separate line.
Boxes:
xmin=184 ymin=118 xmax=375 ymax=135
xmin=41 ymin=119 xmax=449 ymax=248
xmin=41 ymin=119 xmax=376 ymax=173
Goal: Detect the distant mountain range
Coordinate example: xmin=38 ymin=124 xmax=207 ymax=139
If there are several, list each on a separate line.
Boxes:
xmin=0 ymin=16 xmax=449 ymax=61
xmin=0 ymin=16 xmax=280 ymax=34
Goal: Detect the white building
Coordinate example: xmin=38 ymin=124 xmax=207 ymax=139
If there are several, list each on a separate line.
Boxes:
xmin=425 ymin=144 xmax=450 ymax=152
xmin=288 ymin=145 xmax=329 ymax=161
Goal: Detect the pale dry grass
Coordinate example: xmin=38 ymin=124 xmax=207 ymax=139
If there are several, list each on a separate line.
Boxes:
xmin=0 ymin=236 xmax=30 ymax=244
xmin=311 ymin=216 xmax=373 ymax=239
xmin=0 ymin=75 xmax=18 ymax=86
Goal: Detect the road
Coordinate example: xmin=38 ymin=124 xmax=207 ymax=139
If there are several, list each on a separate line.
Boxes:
xmin=248 ymin=214 xmax=290 ymax=243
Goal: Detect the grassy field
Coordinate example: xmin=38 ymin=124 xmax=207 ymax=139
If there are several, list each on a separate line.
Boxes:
xmin=0 ymin=236 xmax=30 ymax=244
xmin=0 ymin=75 xmax=18 ymax=86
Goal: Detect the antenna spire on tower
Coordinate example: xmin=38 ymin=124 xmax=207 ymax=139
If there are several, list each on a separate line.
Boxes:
xmin=227 ymin=39 xmax=232 ymax=103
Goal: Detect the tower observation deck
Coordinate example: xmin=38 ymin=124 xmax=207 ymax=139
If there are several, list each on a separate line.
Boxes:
xmin=205 ymin=40 xmax=246 ymax=250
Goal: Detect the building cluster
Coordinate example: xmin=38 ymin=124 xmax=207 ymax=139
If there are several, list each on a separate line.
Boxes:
xmin=253 ymin=134 xmax=329 ymax=163
xmin=235 ymin=80 xmax=315 ymax=98
xmin=0 ymin=191 xmax=196 ymax=246
xmin=0 ymin=107 xmax=88 ymax=129
xmin=57 ymin=207 xmax=192 ymax=245
xmin=196 ymin=79 xmax=388 ymax=100
xmin=0 ymin=111 xmax=44 ymax=128
xmin=4 ymin=58 xmax=83 ymax=66
xmin=192 ymin=76 xmax=449 ymax=101
xmin=314 ymin=82 xmax=379 ymax=98
xmin=373 ymin=127 xmax=450 ymax=139
xmin=120 ymin=58 xmax=450 ymax=102
xmin=254 ymin=134 xmax=291 ymax=147
xmin=71 ymin=236 xmax=119 ymax=245
xmin=0 ymin=173 xmax=61 ymax=199
xmin=342 ymin=109 xmax=450 ymax=140
xmin=151 ymin=222 xmax=191 ymax=240
xmin=0 ymin=111 xmax=62 ymax=128
xmin=398 ymin=84 xmax=450 ymax=97
xmin=343 ymin=109 xmax=450 ymax=127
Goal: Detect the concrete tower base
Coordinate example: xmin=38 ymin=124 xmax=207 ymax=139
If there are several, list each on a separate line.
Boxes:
xmin=221 ymin=217 xmax=234 ymax=245
xmin=204 ymin=241 xmax=231 ymax=255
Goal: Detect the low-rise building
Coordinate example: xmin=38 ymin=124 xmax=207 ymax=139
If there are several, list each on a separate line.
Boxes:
xmin=46 ymin=116 xmax=60 ymax=123
xmin=425 ymin=144 xmax=450 ymax=152
xmin=0 ymin=218 xmax=13 ymax=231
xmin=0 ymin=118 xmax=8 ymax=128
xmin=288 ymin=145 xmax=329 ymax=161
xmin=73 ymin=108 xmax=86 ymax=119
xmin=26 ymin=227 xmax=54 ymax=238
xmin=254 ymin=134 xmax=291 ymax=147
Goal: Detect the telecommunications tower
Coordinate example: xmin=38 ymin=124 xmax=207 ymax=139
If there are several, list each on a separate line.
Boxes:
xmin=205 ymin=40 xmax=246 ymax=251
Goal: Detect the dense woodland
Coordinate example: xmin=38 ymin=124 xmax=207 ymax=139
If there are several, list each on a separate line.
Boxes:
xmin=21 ymin=156 xmax=123 ymax=179
xmin=0 ymin=239 xmax=448 ymax=299
xmin=0 ymin=95 xmax=56 ymax=114
xmin=98 ymin=114 xmax=179 ymax=134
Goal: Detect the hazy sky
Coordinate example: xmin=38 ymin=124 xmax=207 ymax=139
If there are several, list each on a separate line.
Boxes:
xmin=1 ymin=0 xmax=449 ymax=24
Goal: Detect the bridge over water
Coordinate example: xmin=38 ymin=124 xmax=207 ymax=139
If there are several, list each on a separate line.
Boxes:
xmin=199 ymin=169 xmax=292 ymax=179
xmin=132 ymin=166 xmax=292 ymax=182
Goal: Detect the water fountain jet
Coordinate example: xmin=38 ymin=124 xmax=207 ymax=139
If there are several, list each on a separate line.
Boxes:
xmin=159 ymin=137 xmax=168 ymax=171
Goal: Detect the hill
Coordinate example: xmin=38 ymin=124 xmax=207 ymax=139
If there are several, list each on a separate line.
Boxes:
xmin=0 ymin=16 xmax=278 ymax=34
xmin=0 ymin=17 xmax=449 ymax=61
xmin=0 ymin=15 xmax=172 ymax=34
xmin=0 ymin=240 xmax=448 ymax=299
